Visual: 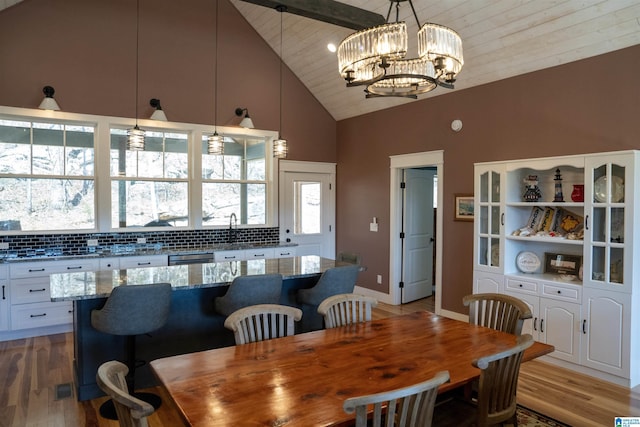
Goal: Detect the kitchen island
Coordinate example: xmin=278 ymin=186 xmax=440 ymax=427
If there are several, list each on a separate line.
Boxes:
xmin=50 ymin=256 xmax=342 ymax=401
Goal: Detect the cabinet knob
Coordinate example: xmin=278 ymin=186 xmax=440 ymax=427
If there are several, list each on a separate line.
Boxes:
xmin=557 ymin=290 xmax=561 ymax=294
xmin=519 ymin=284 xmax=523 ymax=287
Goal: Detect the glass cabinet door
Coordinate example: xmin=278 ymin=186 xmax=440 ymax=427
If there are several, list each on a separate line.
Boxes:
xmin=584 ymin=155 xmax=631 ymax=292
xmin=475 ymin=165 xmax=503 ymax=272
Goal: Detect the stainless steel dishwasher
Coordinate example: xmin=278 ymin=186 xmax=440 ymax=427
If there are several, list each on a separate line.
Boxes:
xmin=168 ymin=252 xmax=214 ymax=265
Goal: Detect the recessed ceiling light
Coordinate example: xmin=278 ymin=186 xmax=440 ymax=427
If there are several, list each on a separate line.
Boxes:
xmin=327 ymin=43 xmax=337 ymax=53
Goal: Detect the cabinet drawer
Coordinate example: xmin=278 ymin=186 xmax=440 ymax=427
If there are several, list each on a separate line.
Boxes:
xmin=118 ymin=255 xmax=167 ymax=269
xmin=11 ymin=278 xmax=52 ymax=304
xmin=505 ymin=277 xmax=538 ymax=295
xmin=244 ymin=248 xmax=275 ymax=259
xmin=542 ymin=283 xmax=581 ymax=303
xmin=274 ymin=247 xmax=296 ymax=258
xmin=10 ymin=259 xmax=99 ymax=279
xmin=0 ymin=265 xmax=7 ymax=280
xmin=10 ymin=301 xmax=73 ymax=330
xmin=214 ymin=250 xmax=245 ymax=261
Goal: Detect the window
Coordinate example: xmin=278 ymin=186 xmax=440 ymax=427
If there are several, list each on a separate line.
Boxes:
xmin=0 ymin=119 xmax=95 ymax=231
xmin=110 ymin=129 xmax=189 ymax=228
xmin=0 ymin=107 xmax=279 ymax=233
xmin=201 ymin=135 xmax=267 ymax=226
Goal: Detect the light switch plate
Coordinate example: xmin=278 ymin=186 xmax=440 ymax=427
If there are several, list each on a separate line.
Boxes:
xmin=370 ymin=223 xmax=378 ymax=232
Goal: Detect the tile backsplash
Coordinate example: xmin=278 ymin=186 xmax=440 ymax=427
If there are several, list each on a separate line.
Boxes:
xmin=0 ymin=228 xmax=280 ymax=258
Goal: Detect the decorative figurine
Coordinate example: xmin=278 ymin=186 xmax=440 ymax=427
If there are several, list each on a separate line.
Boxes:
xmin=553 ymin=168 xmax=564 ymax=202
xmin=523 ymin=175 xmax=542 ymax=202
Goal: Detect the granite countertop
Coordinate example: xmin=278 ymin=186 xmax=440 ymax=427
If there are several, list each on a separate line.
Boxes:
xmin=0 ymin=242 xmax=297 ymax=264
xmin=50 ymin=255 xmax=340 ymax=302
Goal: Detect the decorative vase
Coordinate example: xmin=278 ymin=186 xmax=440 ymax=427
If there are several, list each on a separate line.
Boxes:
xmin=571 ymin=184 xmax=584 ymax=202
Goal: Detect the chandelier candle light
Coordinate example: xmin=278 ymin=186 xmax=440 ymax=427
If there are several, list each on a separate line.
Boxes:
xmin=337 ymin=0 xmax=463 ymax=99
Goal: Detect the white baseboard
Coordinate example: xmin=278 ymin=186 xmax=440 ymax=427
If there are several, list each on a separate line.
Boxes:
xmin=354 ymin=285 xmax=395 ymax=305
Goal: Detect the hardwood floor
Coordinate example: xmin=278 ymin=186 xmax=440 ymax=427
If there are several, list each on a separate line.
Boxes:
xmin=1 ymin=296 xmax=638 ymax=426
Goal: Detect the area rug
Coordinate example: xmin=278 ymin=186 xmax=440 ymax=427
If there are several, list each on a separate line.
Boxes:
xmin=517 ymin=405 xmax=571 ymax=427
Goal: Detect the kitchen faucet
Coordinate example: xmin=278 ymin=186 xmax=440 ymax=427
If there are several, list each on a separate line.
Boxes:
xmin=228 ymin=213 xmax=238 ymax=244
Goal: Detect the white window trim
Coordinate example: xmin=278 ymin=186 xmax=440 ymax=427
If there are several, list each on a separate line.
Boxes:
xmin=0 ymin=105 xmax=279 ymax=233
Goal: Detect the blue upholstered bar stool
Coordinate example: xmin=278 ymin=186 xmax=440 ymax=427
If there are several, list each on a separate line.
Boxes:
xmin=91 ymin=282 xmax=172 ymax=420
xmin=297 ymin=264 xmax=360 ymax=332
xmin=214 ymin=274 xmax=283 ymax=316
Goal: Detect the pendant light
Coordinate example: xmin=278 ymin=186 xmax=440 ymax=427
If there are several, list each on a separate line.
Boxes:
xmin=273 ymin=5 xmax=288 ymax=159
xmin=127 ymin=0 xmax=145 ymax=151
xmin=208 ymin=0 xmax=224 ymax=155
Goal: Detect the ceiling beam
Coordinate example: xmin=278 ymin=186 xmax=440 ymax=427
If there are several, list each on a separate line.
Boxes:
xmin=238 ymin=0 xmax=386 ymax=30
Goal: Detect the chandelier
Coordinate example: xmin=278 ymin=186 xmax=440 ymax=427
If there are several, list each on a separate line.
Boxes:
xmin=337 ymin=0 xmax=463 ymax=99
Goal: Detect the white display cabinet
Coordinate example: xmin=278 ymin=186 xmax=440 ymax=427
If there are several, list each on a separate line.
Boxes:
xmin=473 ymin=150 xmax=640 ymax=387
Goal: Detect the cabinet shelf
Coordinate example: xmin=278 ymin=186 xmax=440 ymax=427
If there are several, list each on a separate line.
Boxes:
xmin=505 ymin=235 xmax=584 ymax=245
xmin=506 ymin=202 xmax=584 ymax=208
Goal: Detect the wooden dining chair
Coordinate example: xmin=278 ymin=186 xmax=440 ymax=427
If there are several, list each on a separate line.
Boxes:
xmin=343 ymin=371 xmax=450 ymax=427
xmin=96 ymin=360 xmax=155 ymax=427
xmin=433 ymin=334 xmax=534 ymax=427
xmin=223 ymin=304 xmax=302 ymax=345
xmin=317 ymin=293 xmax=378 ymax=328
xmin=463 ymin=293 xmax=532 ymax=335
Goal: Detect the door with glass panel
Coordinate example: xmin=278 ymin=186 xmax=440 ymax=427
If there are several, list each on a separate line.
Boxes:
xmin=474 ymin=164 xmax=504 ymax=273
xmin=280 ymin=169 xmax=334 ymax=258
xmin=583 ymin=154 xmax=632 ymax=293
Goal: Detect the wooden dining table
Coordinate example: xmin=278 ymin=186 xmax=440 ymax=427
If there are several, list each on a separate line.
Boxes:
xmin=150 ymin=311 xmax=554 ymax=427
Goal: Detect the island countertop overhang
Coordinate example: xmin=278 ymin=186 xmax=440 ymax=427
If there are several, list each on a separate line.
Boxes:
xmin=50 ymin=255 xmax=341 ymax=301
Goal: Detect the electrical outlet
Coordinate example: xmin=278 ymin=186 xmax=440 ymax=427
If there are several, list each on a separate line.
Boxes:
xmin=137 ymin=237 xmax=147 ymax=244
xmin=86 ymin=239 xmax=98 ymax=246
xmin=0 ymin=242 xmax=8 ymax=250
xmin=377 ymin=274 xmax=382 ymax=284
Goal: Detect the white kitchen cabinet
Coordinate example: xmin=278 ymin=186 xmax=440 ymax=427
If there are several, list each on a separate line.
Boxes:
xmin=0 ymin=265 xmax=8 ymax=332
xmin=581 ymin=288 xmax=630 ymax=378
xmin=474 ymin=150 xmax=640 ymax=387
xmin=7 ymin=258 xmax=99 ymax=335
xmin=10 ymin=300 xmax=73 ymax=330
xmin=539 ymin=297 xmax=581 ymax=364
xmin=473 ymin=271 xmax=504 ymax=294
xmin=506 ymin=276 xmax=581 ymax=364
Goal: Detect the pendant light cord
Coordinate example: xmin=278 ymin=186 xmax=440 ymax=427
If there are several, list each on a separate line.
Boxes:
xmin=135 ymin=0 xmax=140 ymax=126
xmin=214 ymin=0 xmax=219 ymax=133
xmin=277 ymin=5 xmax=286 ymax=137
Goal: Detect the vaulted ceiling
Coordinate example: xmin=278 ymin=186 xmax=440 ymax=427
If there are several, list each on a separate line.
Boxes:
xmin=230 ymin=0 xmax=640 ymax=120
xmin=2 ymin=1 xmax=640 ymax=121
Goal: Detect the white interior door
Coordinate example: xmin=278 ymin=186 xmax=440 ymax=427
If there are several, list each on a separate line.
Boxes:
xmin=402 ymin=168 xmax=436 ymax=303
xmin=279 ymin=162 xmax=335 ymax=258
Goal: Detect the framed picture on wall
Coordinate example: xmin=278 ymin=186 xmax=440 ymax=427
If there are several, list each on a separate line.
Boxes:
xmin=454 ymin=194 xmax=474 ymax=221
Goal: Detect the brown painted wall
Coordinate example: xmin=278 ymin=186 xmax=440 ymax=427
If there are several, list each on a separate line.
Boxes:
xmin=0 ymin=0 xmax=335 ymax=162
xmin=2 ymin=0 xmax=639 ymax=315
xmin=336 ymin=45 xmax=640 ymax=313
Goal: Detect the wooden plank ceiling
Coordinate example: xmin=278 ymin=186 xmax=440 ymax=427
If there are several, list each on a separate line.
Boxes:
xmin=2 ymin=0 xmax=640 ymax=120
xmin=230 ymin=0 xmax=640 ymax=120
